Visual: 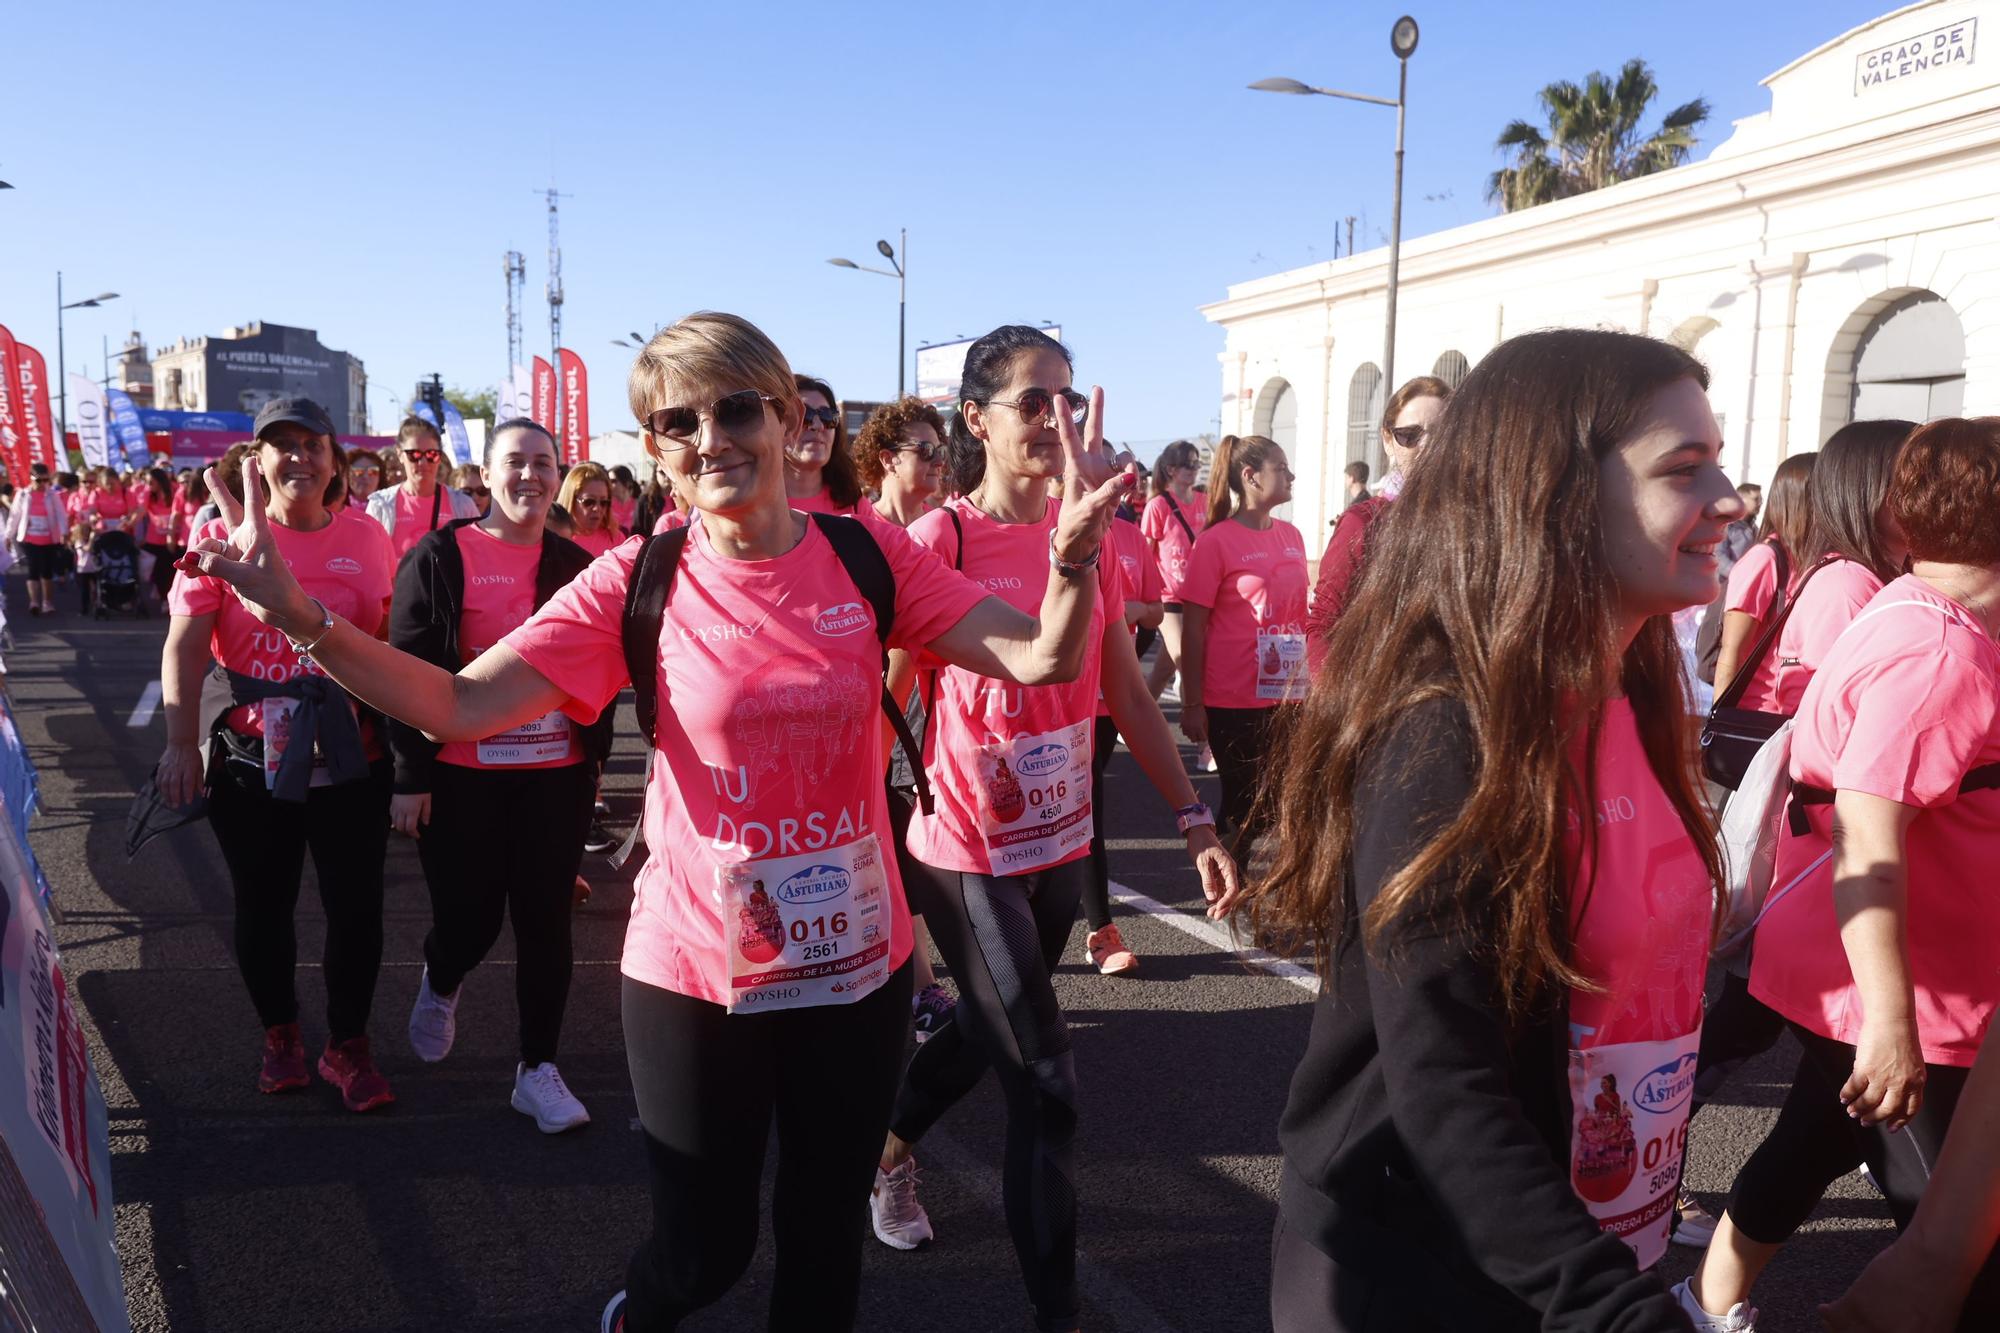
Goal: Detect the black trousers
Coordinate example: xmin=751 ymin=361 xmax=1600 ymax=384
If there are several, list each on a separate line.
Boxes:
xmin=1084 ymin=714 xmax=1120 ymax=931
xmin=207 ymin=748 xmax=392 ymax=1043
xmin=1690 ymin=969 xmax=1788 ymax=1116
xmin=415 ymin=761 xmax=594 ymax=1066
xmin=1725 ymin=1022 xmax=2000 ymax=1326
xmin=620 ymin=964 xmax=913 ymax=1332
xmin=1207 ymin=704 xmax=1285 ymax=854
xmin=892 ymin=858 xmax=1089 ymax=1330
xmin=1270 ymin=1211 xmax=1463 ymax=1333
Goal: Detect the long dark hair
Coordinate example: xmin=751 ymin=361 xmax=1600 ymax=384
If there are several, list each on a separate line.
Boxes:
xmin=948 ymin=325 xmax=1073 ymax=495
xmin=1803 ymin=419 xmax=1915 ymax=580
xmin=794 ymin=374 xmax=864 ymax=508
xmin=1239 ymin=328 xmax=1723 ymax=1025
xmin=1755 ymin=451 xmax=1815 ymax=563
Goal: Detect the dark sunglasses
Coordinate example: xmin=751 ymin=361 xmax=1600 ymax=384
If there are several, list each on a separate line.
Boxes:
xmin=985 ymin=387 xmax=1087 ymax=425
xmin=643 ymin=389 xmax=780 ymax=447
xmin=801 ymin=405 xmax=840 ymax=428
xmin=403 ymin=447 xmax=442 ymax=461
xmin=467 ymin=487 xmax=490 ymax=499
xmin=892 ymin=440 xmax=945 ymax=462
xmin=574 ymin=497 xmax=609 ymax=510
xmin=1388 ymin=425 xmax=1427 ymax=449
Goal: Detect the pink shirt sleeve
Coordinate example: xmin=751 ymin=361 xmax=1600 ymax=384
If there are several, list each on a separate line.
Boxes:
xmin=501 ymin=541 xmax=641 ymax=726
xmin=1723 ymin=543 xmax=1779 ymax=618
xmin=872 ymin=517 xmax=991 ymax=650
xmin=1826 ymin=640 xmax=2000 ymax=807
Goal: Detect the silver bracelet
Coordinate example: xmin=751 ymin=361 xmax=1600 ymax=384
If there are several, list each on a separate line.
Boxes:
xmin=285 ymin=597 xmax=336 ymax=664
xmin=1048 ymin=532 xmax=1101 ymax=579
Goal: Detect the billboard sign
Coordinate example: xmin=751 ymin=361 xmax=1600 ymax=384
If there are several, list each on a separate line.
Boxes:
xmin=203 ymin=324 xmax=350 ymax=427
xmin=914 ymin=326 xmax=1062 ymax=407
xmin=138 ymin=409 xmax=255 ymax=434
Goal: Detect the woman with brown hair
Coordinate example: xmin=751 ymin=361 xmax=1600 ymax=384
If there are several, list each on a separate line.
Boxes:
xmin=1710 ymin=451 xmax=1816 ymax=699
xmin=555 ymin=461 xmax=620 ymax=558
xmin=1239 ymin=328 xmax=1740 ymax=1331
xmin=1140 ymin=438 xmax=1206 ymax=698
xmin=790 ymin=373 xmax=867 ymax=514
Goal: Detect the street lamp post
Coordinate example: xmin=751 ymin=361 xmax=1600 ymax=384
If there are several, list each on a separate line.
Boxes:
xmin=1251 ymin=15 xmax=1419 ymax=468
xmin=827 ymin=228 xmax=907 ymax=397
xmin=55 ymin=272 xmax=121 ymax=438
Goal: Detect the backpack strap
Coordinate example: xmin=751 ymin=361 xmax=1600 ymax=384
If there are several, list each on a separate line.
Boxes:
xmin=620 ymin=526 xmax=691 ymax=749
xmin=429 ymin=484 xmax=444 ymax=532
xmin=1164 ymin=492 xmax=1198 ymax=543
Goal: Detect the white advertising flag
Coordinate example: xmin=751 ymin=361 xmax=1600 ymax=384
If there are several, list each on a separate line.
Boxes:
xmin=67 ymin=375 xmax=110 ymax=469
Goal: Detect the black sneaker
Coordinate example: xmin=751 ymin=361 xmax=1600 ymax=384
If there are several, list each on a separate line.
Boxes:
xmin=584 ymin=820 xmax=615 ymax=854
xmin=911 ymin=983 xmax=956 ymax=1043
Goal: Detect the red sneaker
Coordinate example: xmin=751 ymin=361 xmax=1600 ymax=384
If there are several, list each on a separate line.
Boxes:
xmin=318 ymin=1036 xmax=395 ymax=1113
xmin=259 ymin=1022 xmax=309 ymax=1094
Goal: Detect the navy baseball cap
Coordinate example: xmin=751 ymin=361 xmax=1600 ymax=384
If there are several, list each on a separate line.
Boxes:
xmin=253 ymin=396 xmax=338 ymax=440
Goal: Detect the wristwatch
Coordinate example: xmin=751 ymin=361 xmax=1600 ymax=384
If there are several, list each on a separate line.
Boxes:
xmin=1174 ymin=801 xmax=1216 ymax=836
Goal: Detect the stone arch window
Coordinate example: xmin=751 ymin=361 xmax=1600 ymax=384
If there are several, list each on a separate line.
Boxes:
xmin=1252 ymin=378 xmax=1298 ymax=452
xmin=1431 ymin=350 xmax=1469 ymax=389
xmin=1346 ymin=363 xmax=1383 ymax=465
xmin=1849 ymin=291 xmax=1965 ymax=422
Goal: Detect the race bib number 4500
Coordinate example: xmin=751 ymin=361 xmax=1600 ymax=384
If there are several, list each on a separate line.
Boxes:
xmin=977 ymin=721 xmax=1094 ymax=875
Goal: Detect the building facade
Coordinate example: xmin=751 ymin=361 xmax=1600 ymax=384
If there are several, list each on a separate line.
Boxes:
xmin=1202 ymin=0 xmax=1999 ymax=540
xmin=151 ymin=321 xmax=368 ymax=435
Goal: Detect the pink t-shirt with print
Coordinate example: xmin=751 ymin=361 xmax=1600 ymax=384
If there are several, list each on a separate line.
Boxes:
xmin=905 ymin=496 xmax=1114 ymax=876
xmin=1752 ymin=577 xmax=2000 ymax=1067
xmin=1141 ymin=492 xmax=1207 ymax=600
xmin=389 ymin=487 xmax=451 ymax=563
xmin=1097 ymin=515 xmax=1160 ymax=719
xmin=169 ymin=510 xmax=395 ymax=740
xmin=1178 ymin=517 xmax=1310 ymax=710
xmin=437 ymin=525 xmax=581 ymax=771
xmin=16 ymin=488 xmax=65 ymax=545
xmin=570 ymin=525 xmax=620 ymax=560
xmin=500 ymin=515 xmax=987 ymax=1004
xmin=1768 ymin=558 xmax=1885 ymax=715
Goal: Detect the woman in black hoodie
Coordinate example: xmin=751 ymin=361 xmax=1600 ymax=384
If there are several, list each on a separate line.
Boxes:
xmin=1238 ymin=329 xmax=1743 ymax=1332
xmin=387 ymin=417 xmax=614 ymax=1133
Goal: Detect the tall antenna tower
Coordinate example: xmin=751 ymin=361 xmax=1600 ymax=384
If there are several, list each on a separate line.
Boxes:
xmin=538 ymin=185 xmax=571 ymax=437
xmin=504 ymin=250 xmax=526 ymax=391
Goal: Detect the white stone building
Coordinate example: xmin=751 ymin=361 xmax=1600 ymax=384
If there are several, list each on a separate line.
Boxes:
xmin=1201 ymin=0 xmax=1999 ymax=540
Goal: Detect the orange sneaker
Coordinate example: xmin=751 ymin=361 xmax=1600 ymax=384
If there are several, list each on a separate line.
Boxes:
xmin=258 ymin=1022 xmax=309 ymax=1094
xmin=1086 ymin=924 xmax=1139 ymax=975
xmin=318 ymin=1036 xmax=395 ymax=1113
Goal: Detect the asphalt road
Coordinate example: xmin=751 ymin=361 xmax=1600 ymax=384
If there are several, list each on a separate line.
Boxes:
xmin=10 ymin=582 xmax=1894 ymax=1333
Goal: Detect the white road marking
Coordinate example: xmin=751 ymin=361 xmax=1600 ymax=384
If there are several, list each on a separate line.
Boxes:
xmin=1108 ymin=880 xmax=1319 ymax=994
xmin=128 ymin=680 xmax=162 ymax=728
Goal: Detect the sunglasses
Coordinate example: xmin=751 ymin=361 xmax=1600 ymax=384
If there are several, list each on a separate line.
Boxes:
xmin=403 ymin=448 xmax=442 ymax=461
xmin=893 ymin=441 xmax=945 ymax=463
xmin=1389 ymin=425 xmax=1427 ymax=449
xmin=801 ymin=405 xmax=840 ymax=428
xmin=574 ymin=497 xmax=609 ymax=510
xmin=643 ymin=389 xmax=780 ymax=448
xmin=467 ymin=487 xmax=490 ymax=499
xmin=985 ymin=387 xmax=1088 ymax=426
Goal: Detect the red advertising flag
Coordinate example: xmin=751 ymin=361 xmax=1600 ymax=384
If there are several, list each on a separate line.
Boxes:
xmin=14 ymin=342 xmax=60 ymax=472
xmin=532 ymin=357 xmax=555 ymax=433
xmin=0 ymin=324 xmax=26 ymax=483
xmin=558 ymin=349 xmax=589 ymax=465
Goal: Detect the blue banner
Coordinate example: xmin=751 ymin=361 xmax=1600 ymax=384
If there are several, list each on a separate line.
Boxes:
xmin=137 ymin=408 xmax=256 ymax=434
xmin=103 ymin=388 xmax=152 ymax=470
xmin=439 ymin=399 xmax=473 ymax=465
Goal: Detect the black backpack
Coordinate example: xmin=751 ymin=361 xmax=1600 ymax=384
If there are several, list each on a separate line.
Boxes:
xmin=617 ymin=512 xmax=932 ymax=815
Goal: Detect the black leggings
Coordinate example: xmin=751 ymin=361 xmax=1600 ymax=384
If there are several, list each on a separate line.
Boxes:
xmin=892 ymin=858 xmax=1089 ymax=1330
xmin=1725 ymin=1022 xmax=2000 ymax=1324
xmin=620 ymin=965 xmax=913 ymax=1332
xmin=1690 ymin=969 xmax=1787 ymax=1116
xmin=142 ymin=541 xmax=175 ymax=599
xmin=1084 ymin=714 xmax=1120 ymax=930
xmin=415 ymin=762 xmax=594 ymax=1065
xmin=207 ymin=748 xmax=392 ymax=1043
xmin=1207 ymin=704 xmax=1285 ymax=854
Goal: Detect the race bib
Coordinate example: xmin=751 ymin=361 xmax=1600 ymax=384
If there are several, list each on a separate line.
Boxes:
xmin=1256 ymin=626 xmax=1308 ymax=701
xmin=1567 ymin=1028 xmax=1700 ymax=1269
xmin=722 ymin=834 xmax=891 ymax=1014
xmin=24 ymin=511 xmax=50 ymax=539
xmin=261 ymin=697 xmax=340 ymax=791
xmin=977 ymin=721 xmax=1094 ymax=874
xmin=475 ymin=710 xmax=573 ymax=766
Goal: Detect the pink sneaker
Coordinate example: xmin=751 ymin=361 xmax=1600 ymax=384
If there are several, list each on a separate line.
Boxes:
xmin=1086 ymin=924 xmax=1139 ymax=975
xmin=318 ymin=1036 xmax=395 ymax=1113
xmin=258 ymin=1022 xmax=309 ymax=1094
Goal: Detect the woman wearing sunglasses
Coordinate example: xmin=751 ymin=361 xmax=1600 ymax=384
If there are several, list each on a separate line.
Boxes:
xmin=790 ymin=373 xmax=869 ymax=515
xmin=1306 ymin=375 xmax=1449 ymax=673
xmin=176 ymin=311 xmax=1149 ymax=1333
xmin=870 ymin=325 xmax=1239 ymax=1333
xmin=1139 ymin=439 xmax=1207 ymax=700
xmin=345 ymin=449 xmax=385 ymax=508
xmin=366 ymin=418 xmax=482 ymax=564
xmin=555 ymin=462 xmax=621 ymax=558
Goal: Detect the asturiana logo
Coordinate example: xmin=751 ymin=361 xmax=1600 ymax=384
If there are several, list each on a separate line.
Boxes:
xmin=1632 ymin=1051 xmax=1698 ymax=1116
xmin=813 ymin=602 xmax=871 ymax=637
xmin=325 ymin=556 xmax=363 ymax=575
xmin=777 ymin=864 xmax=851 ymax=906
xmin=1017 ymin=742 xmax=1069 ymax=778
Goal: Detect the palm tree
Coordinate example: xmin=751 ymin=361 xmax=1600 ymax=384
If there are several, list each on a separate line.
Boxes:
xmin=1488 ymin=59 xmax=1710 ymax=212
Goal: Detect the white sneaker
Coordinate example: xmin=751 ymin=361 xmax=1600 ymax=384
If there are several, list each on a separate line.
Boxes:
xmin=511 ymin=1061 xmax=590 ymax=1134
xmin=870 ymin=1158 xmax=933 ymax=1250
xmin=407 ymin=968 xmax=459 ymax=1063
xmin=1671 ymin=1192 xmax=1718 ymax=1248
xmin=1671 ymin=1278 xmax=1757 ymax=1332
xmin=1200 ymin=744 xmax=1218 ymax=773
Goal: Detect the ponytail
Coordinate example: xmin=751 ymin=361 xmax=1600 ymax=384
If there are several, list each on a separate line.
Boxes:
xmin=947 ymin=404 xmax=987 ymax=495
xmin=1206 ymin=434 xmax=1279 ymax=527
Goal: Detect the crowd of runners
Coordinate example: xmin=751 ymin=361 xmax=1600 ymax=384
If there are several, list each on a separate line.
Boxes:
xmin=96 ymin=309 xmax=2000 ymax=1331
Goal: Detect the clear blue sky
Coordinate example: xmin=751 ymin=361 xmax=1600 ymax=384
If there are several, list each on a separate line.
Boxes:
xmin=3 ymin=0 xmax=1892 ymax=448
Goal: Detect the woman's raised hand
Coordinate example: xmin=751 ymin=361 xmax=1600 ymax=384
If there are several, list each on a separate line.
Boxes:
xmin=1053 ymin=386 xmax=1136 ymax=563
xmin=178 ymin=462 xmax=314 ymax=636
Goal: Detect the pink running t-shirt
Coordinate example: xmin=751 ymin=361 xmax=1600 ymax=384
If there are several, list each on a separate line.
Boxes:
xmin=790 ymin=487 xmax=866 ymax=518
xmin=169 ymin=510 xmax=395 ymax=741
xmin=905 ymin=496 xmax=1114 ymax=876
xmin=1720 ymin=543 xmax=1792 ymax=713
xmin=501 ymin=515 xmax=987 ymax=1004
xmin=436 ymin=525 xmax=581 ymax=771
xmin=570 ymin=525 xmax=620 ymax=559
xmin=1179 ymin=517 xmax=1310 ymax=709
xmin=1097 ymin=515 xmax=1161 ymax=719
xmin=1768 ymin=558 xmax=1884 ymax=715
xmin=611 ymin=496 xmax=637 ymax=535
xmin=1752 ymin=577 xmax=2000 ymax=1067
xmin=1141 ymin=492 xmax=1207 ymax=600
xmin=16 ymin=488 xmax=64 ymax=545
xmin=389 ymin=487 xmax=450 ymax=563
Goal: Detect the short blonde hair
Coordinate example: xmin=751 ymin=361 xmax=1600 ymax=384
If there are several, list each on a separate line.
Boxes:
xmin=556 ymin=461 xmax=613 ymax=533
xmin=627 ymin=312 xmax=799 ymax=451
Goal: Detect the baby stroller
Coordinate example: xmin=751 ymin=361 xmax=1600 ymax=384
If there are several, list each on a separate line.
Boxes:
xmin=91 ymin=530 xmax=148 ymax=619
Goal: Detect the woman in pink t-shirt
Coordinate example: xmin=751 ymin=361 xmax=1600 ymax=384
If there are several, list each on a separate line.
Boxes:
xmin=1139 ymin=438 xmax=1206 ymax=697
xmin=874 ymin=326 xmax=1237 ymax=1333
xmin=174 ymin=312 xmax=1168 ymax=1333
xmin=139 ymin=467 xmax=179 ymax=608
xmin=12 ymin=465 xmax=67 ymax=614
xmin=1177 ymin=433 xmax=1309 ymax=854
xmin=609 ymin=464 xmax=639 ymax=534
xmin=1689 ymin=418 xmax=2000 ymax=1327
xmin=1712 ymin=450 xmax=1814 ymax=705
xmin=788 ymin=373 xmax=868 ymax=516
xmin=555 ymin=460 xmax=622 ymax=559
xmin=89 ymin=466 xmax=136 ymax=533
xmin=386 ymin=418 xmax=611 ymax=1134
xmin=364 ymin=418 xmax=482 ymax=563
xmin=155 ymin=396 xmax=399 ymax=1115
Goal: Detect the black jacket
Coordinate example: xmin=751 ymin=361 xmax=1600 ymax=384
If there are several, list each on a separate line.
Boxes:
xmin=386 ymin=519 xmax=615 ymax=793
xmin=1276 ymin=697 xmax=1691 ymax=1333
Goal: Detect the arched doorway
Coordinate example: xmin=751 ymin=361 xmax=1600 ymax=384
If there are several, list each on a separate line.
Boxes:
xmin=1432 ymin=350 xmax=1469 ymax=389
xmin=1346 ymin=363 xmax=1383 ymax=472
xmin=1252 ymin=378 xmax=1298 ymax=521
xmin=1849 ymin=291 xmax=1966 ymax=422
